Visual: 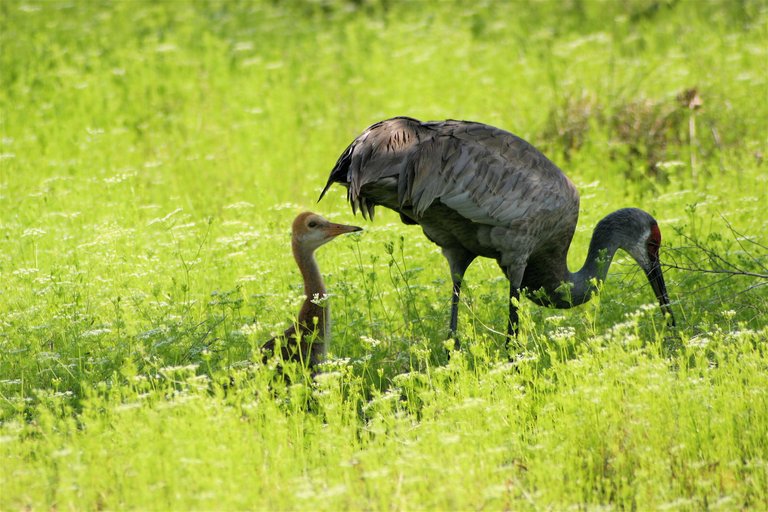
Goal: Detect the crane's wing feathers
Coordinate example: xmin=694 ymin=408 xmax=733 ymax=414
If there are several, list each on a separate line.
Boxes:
xmin=323 ymin=117 xmax=578 ymax=226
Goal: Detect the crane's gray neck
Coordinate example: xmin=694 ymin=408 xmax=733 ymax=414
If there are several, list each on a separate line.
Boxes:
xmin=559 ymin=216 xmax=624 ymax=307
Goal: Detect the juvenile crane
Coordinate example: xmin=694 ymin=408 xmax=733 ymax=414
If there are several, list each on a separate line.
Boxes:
xmin=319 ymin=117 xmax=675 ymax=343
xmin=261 ymin=212 xmax=361 ymax=366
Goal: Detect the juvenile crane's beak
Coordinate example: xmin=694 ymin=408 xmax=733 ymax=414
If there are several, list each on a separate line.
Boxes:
xmin=645 ymin=261 xmax=675 ymax=327
xmin=322 ymin=221 xmax=362 ymax=240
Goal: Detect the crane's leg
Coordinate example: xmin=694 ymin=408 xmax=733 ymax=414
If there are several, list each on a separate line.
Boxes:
xmin=505 ymin=265 xmax=526 ymax=339
xmin=508 ymin=286 xmax=520 ymax=337
xmin=443 ymin=248 xmax=475 ymax=349
xmin=449 ymin=276 xmax=463 ymax=344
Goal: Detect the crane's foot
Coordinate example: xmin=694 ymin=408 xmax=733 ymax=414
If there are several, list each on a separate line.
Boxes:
xmin=444 ymin=331 xmax=461 ymax=359
xmin=450 ymin=332 xmax=461 ymax=351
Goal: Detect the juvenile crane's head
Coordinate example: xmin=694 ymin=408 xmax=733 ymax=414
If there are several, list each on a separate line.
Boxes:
xmin=292 ymin=212 xmax=362 ymax=253
xmin=597 ymin=208 xmax=675 ymax=326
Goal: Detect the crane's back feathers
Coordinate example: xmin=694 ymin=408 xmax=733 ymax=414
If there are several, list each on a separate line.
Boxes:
xmin=320 ymin=117 xmax=579 ymax=229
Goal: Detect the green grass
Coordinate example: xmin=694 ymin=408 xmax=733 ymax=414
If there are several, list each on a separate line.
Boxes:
xmin=1 ymin=0 xmax=767 ymax=509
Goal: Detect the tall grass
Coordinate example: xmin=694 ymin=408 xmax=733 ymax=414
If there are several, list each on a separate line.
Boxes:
xmin=1 ymin=0 xmax=767 ymax=509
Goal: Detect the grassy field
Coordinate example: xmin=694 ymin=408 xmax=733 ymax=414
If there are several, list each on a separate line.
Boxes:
xmin=1 ymin=0 xmax=767 ymax=509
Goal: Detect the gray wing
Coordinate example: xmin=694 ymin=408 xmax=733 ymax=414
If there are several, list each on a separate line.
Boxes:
xmin=320 ymin=117 xmax=430 ymax=218
xmin=323 ymin=117 xmax=579 ymax=226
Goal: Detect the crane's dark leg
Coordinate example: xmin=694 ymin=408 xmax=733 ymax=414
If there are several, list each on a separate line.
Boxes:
xmin=448 ymin=272 xmax=467 ymax=350
xmin=443 ymin=248 xmax=475 ymax=350
xmin=449 ymin=277 xmax=463 ymax=341
xmin=505 ymin=265 xmax=526 ymax=339
xmin=508 ymin=286 xmax=520 ymax=337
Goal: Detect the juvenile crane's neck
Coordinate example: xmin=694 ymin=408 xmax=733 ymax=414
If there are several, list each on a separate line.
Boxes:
xmin=292 ymin=241 xmax=329 ymax=338
xmin=293 ymin=242 xmax=325 ymax=298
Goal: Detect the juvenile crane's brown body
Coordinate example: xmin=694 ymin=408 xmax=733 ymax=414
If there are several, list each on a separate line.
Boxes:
xmin=261 ymin=212 xmax=361 ymax=366
xmin=320 ymin=117 xmax=674 ymax=342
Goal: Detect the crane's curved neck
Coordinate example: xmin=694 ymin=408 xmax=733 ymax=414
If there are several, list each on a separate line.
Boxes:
xmin=555 ymin=220 xmax=623 ymax=308
xmin=564 ymin=243 xmax=618 ymax=306
xmin=292 ymin=241 xmax=329 ymax=337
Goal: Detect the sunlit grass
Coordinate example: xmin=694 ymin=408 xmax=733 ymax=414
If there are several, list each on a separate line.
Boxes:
xmin=1 ymin=0 xmax=767 ymax=509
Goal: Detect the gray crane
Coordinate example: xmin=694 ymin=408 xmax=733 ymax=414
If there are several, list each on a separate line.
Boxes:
xmin=261 ymin=212 xmax=362 ymax=366
xmin=319 ymin=117 xmax=675 ymax=344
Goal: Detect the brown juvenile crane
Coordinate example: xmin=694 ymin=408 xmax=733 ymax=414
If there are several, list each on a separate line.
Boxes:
xmin=319 ymin=117 xmax=675 ymax=344
xmin=261 ymin=212 xmax=361 ymax=366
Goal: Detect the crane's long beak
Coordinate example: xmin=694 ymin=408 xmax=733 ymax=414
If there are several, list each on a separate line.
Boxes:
xmin=323 ymin=222 xmax=362 ymax=239
xmin=645 ymin=261 xmax=675 ymax=327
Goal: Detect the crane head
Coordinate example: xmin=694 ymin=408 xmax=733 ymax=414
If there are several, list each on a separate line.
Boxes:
xmin=292 ymin=212 xmax=362 ymax=252
xmin=609 ymin=208 xmax=675 ymax=327
xmin=642 ymin=222 xmax=675 ymax=327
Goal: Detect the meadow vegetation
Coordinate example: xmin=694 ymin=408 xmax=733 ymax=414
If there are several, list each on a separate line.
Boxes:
xmin=1 ymin=0 xmax=767 ymax=509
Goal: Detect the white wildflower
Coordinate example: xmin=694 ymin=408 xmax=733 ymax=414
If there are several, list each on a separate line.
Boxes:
xmin=360 ymin=335 xmax=382 ymax=348
xmin=21 ymin=227 xmax=46 ymax=238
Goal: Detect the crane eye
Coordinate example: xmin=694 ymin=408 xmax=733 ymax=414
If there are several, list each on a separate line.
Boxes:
xmin=308 ymin=220 xmax=318 ymax=228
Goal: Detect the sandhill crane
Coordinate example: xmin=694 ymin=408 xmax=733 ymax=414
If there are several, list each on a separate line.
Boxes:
xmin=261 ymin=212 xmax=361 ymax=366
xmin=319 ymin=117 xmax=675 ymax=344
